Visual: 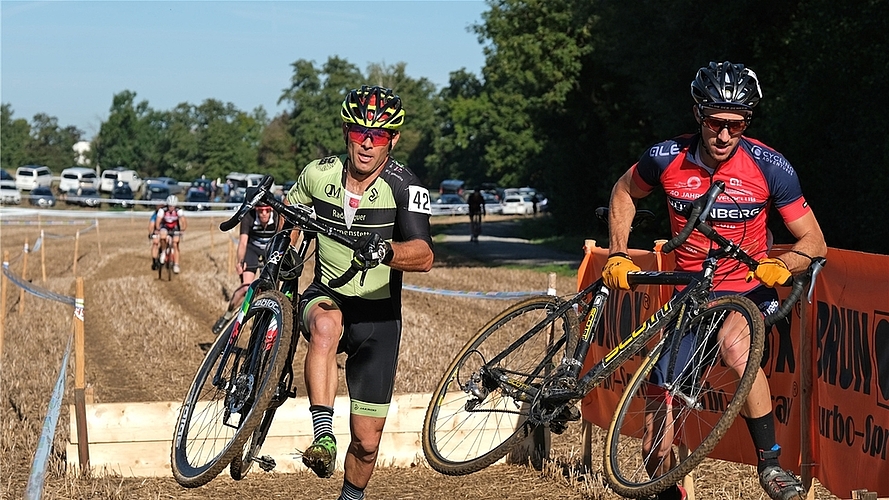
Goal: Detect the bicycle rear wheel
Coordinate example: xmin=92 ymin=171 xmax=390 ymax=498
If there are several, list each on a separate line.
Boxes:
xmin=171 ymin=290 xmax=292 ymax=487
xmin=422 ymin=296 xmax=578 ymax=475
xmin=603 ymin=295 xmax=764 ymax=498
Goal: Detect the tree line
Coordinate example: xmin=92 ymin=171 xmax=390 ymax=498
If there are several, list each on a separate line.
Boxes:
xmin=3 ymin=0 xmax=886 ymax=254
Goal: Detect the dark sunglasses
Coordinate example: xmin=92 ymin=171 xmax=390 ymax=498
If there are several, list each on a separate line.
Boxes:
xmin=348 ymin=125 xmax=393 ymax=147
xmin=701 ymin=116 xmax=748 ymax=136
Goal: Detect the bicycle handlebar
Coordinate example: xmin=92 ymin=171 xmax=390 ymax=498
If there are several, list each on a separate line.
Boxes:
xmin=655 ymin=179 xmax=827 ymax=326
xmin=219 ymin=175 xmax=364 ymax=288
xmin=662 ymin=180 xmax=725 ymax=253
xmin=763 ymin=256 xmax=826 ymax=326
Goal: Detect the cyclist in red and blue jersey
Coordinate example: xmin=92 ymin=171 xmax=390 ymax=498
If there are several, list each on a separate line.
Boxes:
xmin=155 ymin=195 xmax=187 ymax=274
xmin=603 ymin=62 xmax=826 ymax=500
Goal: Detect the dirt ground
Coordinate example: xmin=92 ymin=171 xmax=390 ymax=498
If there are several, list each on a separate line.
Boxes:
xmin=0 ymin=210 xmax=840 ymax=499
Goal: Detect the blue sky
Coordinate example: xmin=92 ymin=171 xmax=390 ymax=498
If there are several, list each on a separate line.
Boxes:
xmin=1 ymin=1 xmax=488 ymax=139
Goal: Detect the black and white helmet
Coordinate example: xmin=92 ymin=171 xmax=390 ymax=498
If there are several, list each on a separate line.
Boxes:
xmin=691 ymin=61 xmax=762 ymax=111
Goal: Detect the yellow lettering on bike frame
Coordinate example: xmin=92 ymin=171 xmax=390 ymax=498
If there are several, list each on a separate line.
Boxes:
xmin=603 ymin=302 xmax=671 ymax=364
xmin=581 ymin=306 xmax=598 ymax=341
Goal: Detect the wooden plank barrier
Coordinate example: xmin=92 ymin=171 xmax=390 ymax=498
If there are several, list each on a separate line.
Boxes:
xmin=67 ymin=393 xmax=445 ymax=477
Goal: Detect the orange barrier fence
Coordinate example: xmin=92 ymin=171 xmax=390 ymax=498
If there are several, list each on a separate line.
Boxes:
xmin=576 ymin=241 xmax=889 ymax=497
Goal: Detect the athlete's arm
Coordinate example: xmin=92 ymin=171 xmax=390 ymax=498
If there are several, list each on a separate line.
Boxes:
xmin=236 ymin=233 xmax=249 ymax=275
xmin=178 ymin=211 xmax=187 ymax=232
xmin=387 ymin=239 xmax=433 ymax=273
xmin=607 ymin=167 xmax=651 ymax=254
xmin=776 ymin=211 xmax=827 ymax=273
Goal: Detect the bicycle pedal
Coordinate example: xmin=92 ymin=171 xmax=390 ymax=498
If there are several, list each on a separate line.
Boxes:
xmin=550 ymin=420 xmax=569 ymax=435
xmin=255 ymin=455 xmax=276 ymax=471
xmin=559 ymin=405 xmax=581 ymax=422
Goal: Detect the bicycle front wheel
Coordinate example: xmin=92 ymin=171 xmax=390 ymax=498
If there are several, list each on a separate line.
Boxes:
xmin=603 ymin=295 xmax=765 ymax=497
xmin=171 ymin=290 xmax=292 ymax=487
xmin=423 ymin=296 xmax=578 ymax=475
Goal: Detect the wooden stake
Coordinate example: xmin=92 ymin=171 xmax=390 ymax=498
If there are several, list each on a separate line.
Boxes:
xmin=0 ymin=251 xmax=8 ymax=358
xmin=18 ymin=241 xmax=28 ymax=314
xmin=72 ymin=278 xmax=90 ymax=473
xmin=73 ymin=231 xmax=80 ymax=277
xmin=40 ymin=230 xmax=47 ymax=283
xmin=209 ymin=216 xmax=214 ymax=253
xmin=94 ymin=218 xmax=101 ymax=256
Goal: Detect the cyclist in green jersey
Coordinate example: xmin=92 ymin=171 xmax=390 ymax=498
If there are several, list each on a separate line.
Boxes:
xmin=286 ymin=85 xmax=434 ymax=500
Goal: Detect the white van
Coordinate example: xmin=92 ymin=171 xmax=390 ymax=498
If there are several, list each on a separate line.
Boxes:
xmin=15 ymin=165 xmax=54 ymax=191
xmin=100 ymin=167 xmax=143 ymax=193
xmin=59 ymin=167 xmax=99 ymax=193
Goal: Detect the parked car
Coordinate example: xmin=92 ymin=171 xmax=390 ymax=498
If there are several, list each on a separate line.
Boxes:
xmin=28 ymin=186 xmax=56 ymax=208
xmin=110 ymin=182 xmax=136 ymax=208
xmin=15 ymin=165 xmax=53 ymax=191
xmin=431 ymin=193 xmax=469 ymax=216
xmin=152 ymin=176 xmax=183 ymax=195
xmin=59 ymin=167 xmax=99 ymax=193
xmin=66 ymin=187 xmax=102 ymax=208
xmin=143 ymin=182 xmax=171 ymax=202
xmin=184 ymin=186 xmax=211 ymax=211
xmin=501 ymin=195 xmax=534 ymax=215
xmin=100 ymin=167 xmax=143 ymax=193
xmin=1 ymin=169 xmax=14 ymax=181
xmin=0 ymin=180 xmax=22 ymax=205
xmin=480 ymin=191 xmax=504 ymax=215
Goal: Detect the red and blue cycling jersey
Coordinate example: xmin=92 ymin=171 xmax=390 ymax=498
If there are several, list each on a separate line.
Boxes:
xmin=631 ymin=134 xmax=811 ymax=292
xmin=157 ymin=207 xmax=182 ymax=232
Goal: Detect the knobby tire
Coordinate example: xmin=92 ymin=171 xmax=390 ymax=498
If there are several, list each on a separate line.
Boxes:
xmin=422 ymin=296 xmax=578 ymax=475
xmin=603 ymin=295 xmax=764 ymax=498
xmin=171 ymin=290 xmax=292 ymax=487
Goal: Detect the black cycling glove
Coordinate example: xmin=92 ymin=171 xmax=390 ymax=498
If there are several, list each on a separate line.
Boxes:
xmin=352 ymin=232 xmax=393 ymax=270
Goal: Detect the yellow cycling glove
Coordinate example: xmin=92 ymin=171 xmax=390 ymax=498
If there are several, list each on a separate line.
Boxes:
xmin=602 ymin=253 xmax=641 ymax=290
xmin=747 ymin=257 xmax=791 ymax=288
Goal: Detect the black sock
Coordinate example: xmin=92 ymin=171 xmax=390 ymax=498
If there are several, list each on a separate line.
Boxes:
xmin=744 ymin=412 xmax=780 ymax=473
xmin=657 ymin=484 xmax=683 ymax=500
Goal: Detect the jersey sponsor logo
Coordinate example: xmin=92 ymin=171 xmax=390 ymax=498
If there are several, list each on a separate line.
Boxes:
xmin=687 ymin=176 xmax=702 ymax=190
xmin=730 ymin=178 xmax=742 ymax=187
xmin=325 ymin=184 xmax=342 ymax=199
xmin=368 ymin=187 xmax=379 ymax=204
xmin=408 ymin=185 xmax=431 ymax=214
xmin=332 ymin=208 xmax=366 ymax=222
xmin=751 ymin=145 xmax=794 ymax=176
xmin=650 ymin=143 xmax=680 ymax=158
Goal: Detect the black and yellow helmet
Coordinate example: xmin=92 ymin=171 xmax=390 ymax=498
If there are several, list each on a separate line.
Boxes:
xmin=341 ymin=85 xmax=405 ymax=130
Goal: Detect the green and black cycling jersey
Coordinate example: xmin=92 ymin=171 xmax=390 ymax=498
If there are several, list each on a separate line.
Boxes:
xmin=286 ymin=154 xmax=433 ymax=303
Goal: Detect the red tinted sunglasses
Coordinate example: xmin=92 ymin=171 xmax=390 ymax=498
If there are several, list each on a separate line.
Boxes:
xmin=701 ymin=116 xmax=748 ymax=136
xmin=347 ymin=125 xmax=393 ymax=147
xmin=256 ymin=206 xmax=272 ymax=213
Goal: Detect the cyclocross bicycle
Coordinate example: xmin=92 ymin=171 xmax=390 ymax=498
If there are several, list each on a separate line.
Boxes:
xmin=171 ymin=175 xmax=367 ymax=488
xmin=157 ymin=231 xmax=178 ymax=281
xmin=422 ymin=180 xmax=825 ymax=498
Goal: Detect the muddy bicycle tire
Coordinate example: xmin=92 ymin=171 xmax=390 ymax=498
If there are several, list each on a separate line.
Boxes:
xmin=603 ymin=295 xmax=764 ymax=497
xmin=171 ymin=290 xmax=292 ymax=487
xmin=422 ymin=296 xmax=578 ymax=475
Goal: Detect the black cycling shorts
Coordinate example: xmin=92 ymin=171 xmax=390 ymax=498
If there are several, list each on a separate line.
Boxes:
xmin=298 ymin=282 xmax=402 ymax=417
xmin=648 ymin=285 xmax=779 ymax=387
xmin=242 ymin=244 xmax=264 ymax=273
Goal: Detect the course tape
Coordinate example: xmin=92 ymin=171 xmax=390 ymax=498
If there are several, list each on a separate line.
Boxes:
xmin=25 ymin=333 xmax=72 ymax=500
xmin=0 ymin=219 xmax=93 ymax=226
xmin=1 ymin=263 xmax=76 ymax=306
xmin=402 ymin=284 xmax=546 ymax=300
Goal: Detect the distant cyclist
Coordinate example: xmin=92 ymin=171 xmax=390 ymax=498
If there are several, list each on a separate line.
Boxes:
xmin=155 ymin=195 xmax=187 ymax=274
xmin=212 ymin=192 xmax=282 ymax=334
xmin=149 ymin=204 xmax=162 ymax=270
xmin=467 ymin=189 xmax=485 ymax=242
